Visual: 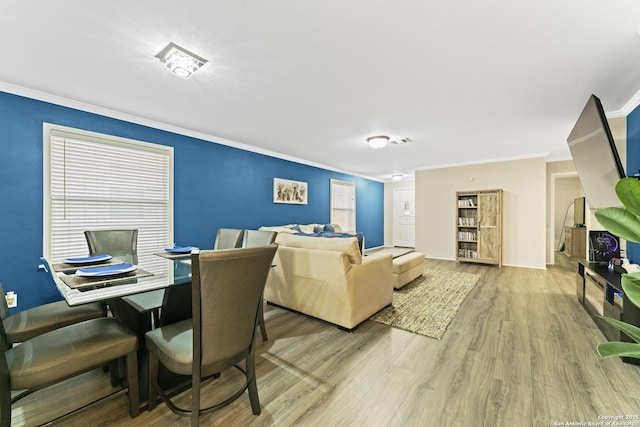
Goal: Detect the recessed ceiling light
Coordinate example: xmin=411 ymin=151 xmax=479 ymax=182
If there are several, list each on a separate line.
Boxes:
xmin=155 ymin=42 xmax=207 ymax=79
xmin=392 ymin=174 xmax=403 ymax=181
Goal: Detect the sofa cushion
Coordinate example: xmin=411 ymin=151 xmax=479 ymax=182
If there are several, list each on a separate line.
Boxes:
xmin=259 ymin=226 xmax=297 ymax=234
xmin=275 ymin=233 xmax=362 ymax=264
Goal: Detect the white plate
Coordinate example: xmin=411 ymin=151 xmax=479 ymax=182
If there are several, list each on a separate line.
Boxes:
xmin=63 ymin=254 xmax=112 ymax=265
xmin=75 ymin=263 xmax=136 ymax=277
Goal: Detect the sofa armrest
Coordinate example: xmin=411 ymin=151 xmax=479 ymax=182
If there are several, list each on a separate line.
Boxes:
xmin=347 ymin=254 xmax=393 ymax=316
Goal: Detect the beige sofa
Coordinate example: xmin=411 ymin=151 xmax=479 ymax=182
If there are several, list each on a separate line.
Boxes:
xmin=263 ymin=233 xmax=393 ymax=330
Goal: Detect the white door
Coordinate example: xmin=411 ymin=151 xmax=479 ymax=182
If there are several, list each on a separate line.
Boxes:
xmin=393 ymin=188 xmax=415 ymax=247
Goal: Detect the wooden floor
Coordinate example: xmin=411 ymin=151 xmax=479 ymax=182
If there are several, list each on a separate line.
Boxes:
xmin=12 ymin=255 xmax=640 ymax=426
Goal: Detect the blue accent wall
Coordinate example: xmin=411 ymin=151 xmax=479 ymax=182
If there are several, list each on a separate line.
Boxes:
xmin=626 ymin=105 xmax=640 ymax=262
xmin=0 ymin=91 xmax=383 ymax=311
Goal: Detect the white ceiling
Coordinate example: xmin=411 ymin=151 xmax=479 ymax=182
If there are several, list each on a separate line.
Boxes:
xmin=3 ymin=1 xmax=640 ymax=181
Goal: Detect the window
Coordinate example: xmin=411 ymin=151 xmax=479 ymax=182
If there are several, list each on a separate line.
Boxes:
xmin=43 ymin=124 xmax=173 ymax=267
xmin=330 ymin=179 xmax=356 ymax=232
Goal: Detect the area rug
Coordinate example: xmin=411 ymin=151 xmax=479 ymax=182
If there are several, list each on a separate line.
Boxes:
xmin=370 ymin=269 xmax=481 ymax=339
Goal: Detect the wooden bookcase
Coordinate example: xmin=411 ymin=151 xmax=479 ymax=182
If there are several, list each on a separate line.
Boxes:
xmin=456 ymin=189 xmax=503 ymax=267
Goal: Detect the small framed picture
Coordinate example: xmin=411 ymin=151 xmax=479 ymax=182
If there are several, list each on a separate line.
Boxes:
xmin=273 ymin=178 xmax=308 ymax=204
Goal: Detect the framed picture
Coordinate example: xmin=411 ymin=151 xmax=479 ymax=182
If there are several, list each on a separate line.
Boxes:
xmin=273 ymin=178 xmax=308 ymax=204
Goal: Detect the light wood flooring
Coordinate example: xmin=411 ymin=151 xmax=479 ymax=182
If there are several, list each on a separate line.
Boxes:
xmin=11 ymin=255 xmax=640 ymax=426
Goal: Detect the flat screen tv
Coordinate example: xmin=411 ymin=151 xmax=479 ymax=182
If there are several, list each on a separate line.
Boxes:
xmin=574 ymin=196 xmax=585 ymax=227
xmin=567 ymin=94 xmax=625 ymax=209
xmin=589 ymin=230 xmax=620 ymax=263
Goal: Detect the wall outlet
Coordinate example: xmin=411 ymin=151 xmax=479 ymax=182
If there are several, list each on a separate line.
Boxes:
xmin=5 ymin=292 xmax=17 ymax=308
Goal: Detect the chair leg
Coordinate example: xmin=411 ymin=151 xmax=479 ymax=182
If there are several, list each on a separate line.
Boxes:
xmin=126 ymin=351 xmax=140 ymax=418
xmin=0 ymin=381 xmax=10 ymax=427
xmin=258 ymin=296 xmax=268 ymax=341
xmin=246 ymin=351 xmax=261 ymax=415
xmin=148 ymin=353 xmax=159 ymax=411
xmin=109 ymin=360 xmax=120 ymax=387
xmin=191 ymin=373 xmax=200 ymax=427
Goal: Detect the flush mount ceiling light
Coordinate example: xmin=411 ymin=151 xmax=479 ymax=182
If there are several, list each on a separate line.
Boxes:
xmin=367 ymin=135 xmax=390 ymax=149
xmin=155 ymin=42 xmax=208 ymax=78
xmin=392 ymin=174 xmax=403 ymax=181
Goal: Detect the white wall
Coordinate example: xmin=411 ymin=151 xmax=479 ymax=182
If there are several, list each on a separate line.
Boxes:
xmin=414 ymin=156 xmax=547 ymax=269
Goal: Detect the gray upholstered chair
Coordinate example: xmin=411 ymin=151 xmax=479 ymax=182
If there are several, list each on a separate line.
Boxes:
xmin=213 ymin=228 xmax=244 ymax=250
xmin=241 ymin=229 xmax=276 ymax=248
xmin=0 ymin=317 xmax=139 ymax=426
xmin=0 ymin=281 xmax=105 ymax=349
xmin=241 ymin=230 xmax=277 ymax=341
xmin=84 ymin=229 xmax=139 ymax=265
xmin=84 ymin=229 xmax=162 ymax=328
xmin=145 ymin=244 xmax=278 ymax=426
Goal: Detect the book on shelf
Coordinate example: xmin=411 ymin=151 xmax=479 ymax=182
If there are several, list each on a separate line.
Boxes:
xmin=458 ymin=217 xmax=478 ymax=226
xmin=457 ymin=248 xmax=478 ymax=259
xmin=458 ymin=231 xmax=477 ymax=241
xmin=458 ymin=198 xmax=476 ymax=207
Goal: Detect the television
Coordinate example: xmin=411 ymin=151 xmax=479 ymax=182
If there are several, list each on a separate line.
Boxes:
xmin=567 ymin=94 xmax=625 ymax=209
xmin=589 ymin=230 xmax=620 ymax=263
xmin=574 ymin=196 xmax=585 ymax=227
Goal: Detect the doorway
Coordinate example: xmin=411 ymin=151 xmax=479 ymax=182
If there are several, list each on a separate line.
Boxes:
xmin=549 ymin=172 xmax=582 ymax=264
xmin=393 ymin=188 xmax=415 ymax=247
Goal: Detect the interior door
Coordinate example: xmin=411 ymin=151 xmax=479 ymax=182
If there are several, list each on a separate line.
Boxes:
xmin=393 ymin=188 xmax=415 ymax=247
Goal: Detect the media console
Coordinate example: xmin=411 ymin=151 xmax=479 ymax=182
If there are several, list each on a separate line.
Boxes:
xmin=576 ymin=261 xmax=640 ymax=364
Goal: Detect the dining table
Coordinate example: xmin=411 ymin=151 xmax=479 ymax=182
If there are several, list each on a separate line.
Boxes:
xmin=41 ymin=248 xmax=196 ymax=405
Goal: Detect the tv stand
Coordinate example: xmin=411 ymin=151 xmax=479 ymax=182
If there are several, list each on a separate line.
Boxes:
xmin=576 ymin=260 xmax=640 ymax=364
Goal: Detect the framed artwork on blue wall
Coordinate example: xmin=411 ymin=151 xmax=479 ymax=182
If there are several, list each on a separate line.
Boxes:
xmin=274 ymin=178 xmax=307 ymax=204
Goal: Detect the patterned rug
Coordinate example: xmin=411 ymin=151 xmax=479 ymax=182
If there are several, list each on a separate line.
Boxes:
xmin=370 ymin=269 xmax=481 ymax=339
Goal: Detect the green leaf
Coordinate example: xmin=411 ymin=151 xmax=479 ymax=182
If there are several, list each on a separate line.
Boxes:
xmin=616 ymin=177 xmax=640 ymax=216
xmin=596 ymin=341 xmax=640 ymax=359
xmin=622 ymin=273 xmax=640 ymax=308
xmin=592 ymin=315 xmax=640 ymax=343
xmin=595 ymin=207 xmax=640 ymax=243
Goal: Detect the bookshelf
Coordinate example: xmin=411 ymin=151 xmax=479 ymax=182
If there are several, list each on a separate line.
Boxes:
xmin=456 ymin=189 xmax=503 ymax=267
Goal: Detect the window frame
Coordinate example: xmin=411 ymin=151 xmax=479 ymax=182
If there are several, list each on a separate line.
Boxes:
xmin=330 ymin=179 xmax=356 ymax=233
xmin=42 ymin=123 xmax=174 ymax=261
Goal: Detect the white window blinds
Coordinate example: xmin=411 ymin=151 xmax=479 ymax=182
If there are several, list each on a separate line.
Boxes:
xmin=43 ymin=124 xmax=173 ymax=264
xmin=330 ymin=179 xmax=356 ymax=233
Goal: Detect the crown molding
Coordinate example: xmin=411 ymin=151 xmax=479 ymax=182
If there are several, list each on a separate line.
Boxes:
xmin=415 ymin=152 xmax=550 ymax=172
xmin=609 ymin=87 xmax=640 ymax=117
xmin=0 ymin=81 xmax=382 ymax=183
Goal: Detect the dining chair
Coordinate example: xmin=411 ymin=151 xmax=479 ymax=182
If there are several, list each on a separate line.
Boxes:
xmin=84 ymin=229 xmax=139 ymax=265
xmin=0 ymin=317 xmax=139 ymax=426
xmin=241 ymin=230 xmax=277 ymax=341
xmin=0 ymin=280 xmax=105 ymax=349
xmin=145 ymin=244 xmax=278 ymax=426
xmin=84 ymin=228 xmax=164 ymax=329
xmin=213 ymin=228 xmax=244 ymax=250
xmin=155 ymin=228 xmax=245 ymax=329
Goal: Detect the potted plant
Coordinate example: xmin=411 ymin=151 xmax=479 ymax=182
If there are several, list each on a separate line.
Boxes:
xmin=592 ymin=177 xmax=640 ymax=359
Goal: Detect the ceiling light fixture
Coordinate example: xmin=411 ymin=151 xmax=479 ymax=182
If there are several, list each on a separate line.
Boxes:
xmin=155 ymin=42 xmax=208 ymax=79
xmin=392 ymin=174 xmax=403 ymax=181
xmin=367 ymin=135 xmax=390 ymax=149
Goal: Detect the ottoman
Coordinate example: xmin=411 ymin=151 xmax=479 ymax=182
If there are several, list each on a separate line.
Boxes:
xmin=393 ymin=251 xmax=425 ymax=289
